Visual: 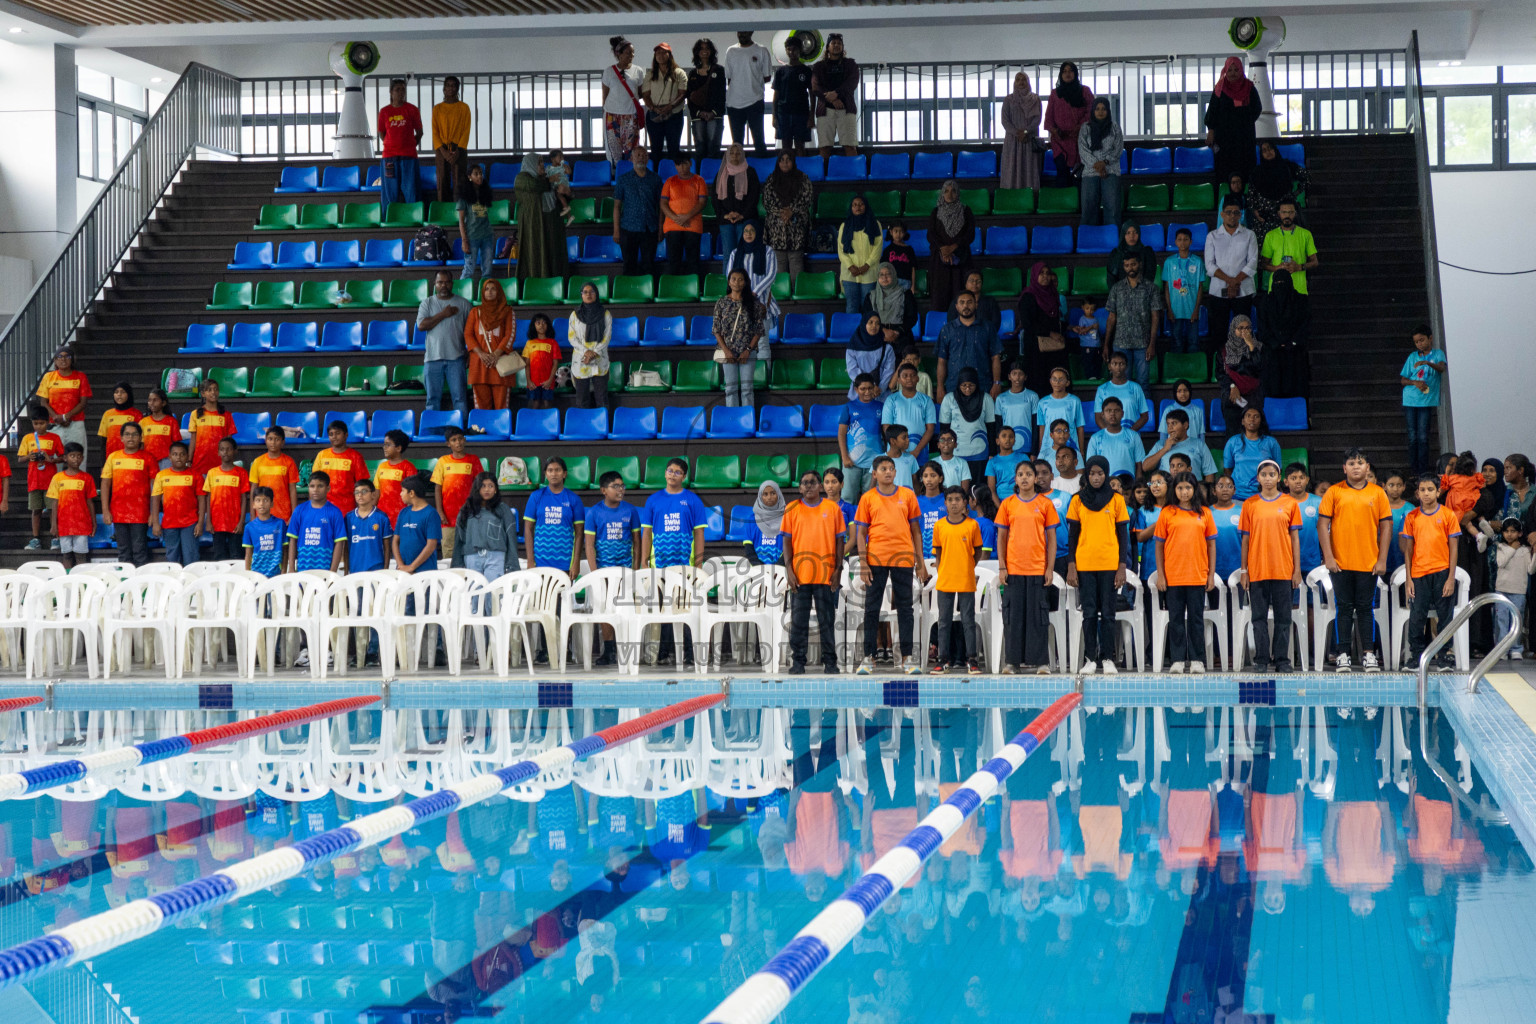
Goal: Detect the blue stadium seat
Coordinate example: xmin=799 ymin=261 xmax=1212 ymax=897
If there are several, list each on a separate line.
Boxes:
xmin=564 ymin=235 xmax=580 ymax=265
xmin=276 ymin=166 xmax=318 ymax=193
xmin=699 ymin=158 xmax=722 ymax=183
xmin=1076 ymin=224 xmax=1118 ymax=254
xmin=560 ymin=407 xmax=609 ymax=440
xmin=417 ymin=163 xmax=439 ymax=193
xmin=580 ymin=235 xmax=621 ymax=263
xmin=807 ymin=404 xmax=843 ymax=439
xmin=320 ymin=322 xmax=361 ymax=351
xmin=726 ymin=506 xmax=754 ymax=542
xmin=1271 ymin=143 xmax=1305 ymax=165
xmin=688 ymin=315 xmax=715 ymax=345
xmin=1165 ymin=223 xmax=1206 ymax=251
xmin=181 ymin=324 xmax=226 ymax=353
xmin=747 ymin=157 xmax=777 ymax=180
xmin=985 ymin=226 xmax=1029 ymax=255
xmin=955 ymin=150 xmax=997 ymax=178
xmin=780 ymin=313 xmax=826 ymax=345
xmin=609 ymin=316 xmax=640 ymax=348
xmin=829 ymin=312 xmax=862 ymax=340
xmin=657 ymin=406 xmax=706 ymax=440
xmin=908 ymin=229 xmax=930 ymax=258
xmin=1140 ymin=223 xmax=1167 ymax=252
xmin=488 ymin=162 xmax=518 ymax=189
xmin=869 ymin=152 xmax=911 ymax=180
xmin=322 ymin=410 xmax=367 ymax=442
xmin=275 ymin=240 xmax=317 ymax=270
xmin=801 ymin=158 xmax=825 ymax=182
xmin=506 ymin=408 xmax=556 ymax=441
xmin=364 ymin=320 xmax=409 ymax=351
xmin=999 ymin=308 xmax=1016 ymax=339
xmin=572 ymin=160 xmax=611 ymax=186
xmin=1080 ymin=397 xmax=1100 ymax=435
xmin=1043 ymin=151 xmax=1058 ymax=178
xmin=826 ymin=155 xmax=867 ymax=180
xmin=277 ymin=411 xmax=319 ymax=443
xmin=315 ymin=239 xmax=360 ymax=269
xmin=230 ymin=412 xmax=271 ymax=446
xmin=642 ymin=315 xmax=686 ymax=346
xmin=1173 ymin=147 xmax=1214 ymax=174
xmin=274 ymin=322 xmax=317 ymax=352
xmin=228 ymin=322 xmax=273 ymax=353
xmin=1265 ymin=397 xmax=1308 ymax=431
xmin=457 ymin=409 xmax=505 ymax=441
xmin=612 ymin=406 xmax=657 ymax=439
xmin=361 ymin=238 xmax=404 ymax=268
xmin=366 ymin=410 xmax=415 ymax=443
xmin=447 ymin=237 xmax=466 ymax=267
xmin=912 ymin=152 xmax=954 ymax=179
xmin=1208 ymin=400 xmax=1226 ymax=433
xmin=921 ymin=311 xmax=947 ymax=343
xmin=704 ymin=505 xmax=725 ymax=542
xmin=365 ymin=164 xmax=381 ymax=187
xmin=317 ymin=165 xmax=360 ymax=192
xmin=1130 ymin=147 xmax=1172 ymax=175
xmin=227 ymin=241 xmax=274 ymax=270
xmin=757 ymin=406 xmax=805 ymax=438
xmin=1030 ymin=225 xmax=1073 ymax=254
xmin=415 ymin=409 xmax=464 ymax=441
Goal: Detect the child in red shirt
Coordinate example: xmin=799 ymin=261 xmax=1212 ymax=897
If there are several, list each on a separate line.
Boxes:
xmin=522 ymin=313 xmax=561 ymax=410
xmin=1437 ymin=451 xmax=1483 ymax=517
xmin=17 ymin=407 xmax=64 ymax=551
xmin=45 ymin=443 xmax=97 ymax=568
xmin=202 ymin=437 xmax=250 ymax=561
xmin=151 ymin=441 xmax=205 ymax=567
xmin=310 ymin=419 xmax=369 ymax=515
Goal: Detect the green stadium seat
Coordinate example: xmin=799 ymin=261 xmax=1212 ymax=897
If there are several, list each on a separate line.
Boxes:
xmin=381 ymin=202 xmax=425 ymax=228
xmin=344 ymin=364 xmax=389 ymax=392
xmin=597 ymin=198 xmax=615 ymax=223
xmin=517 ymin=277 xmax=562 ymax=306
xmin=865 ymin=191 xmax=902 ymax=218
xmin=206 ymin=282 xmax=252 ymax=310
xmin=657 ymin=275 xmax=700 ymax=302
xmin=641 ymin=456 xmax=674 ymax=489
xmin=772 ymin=272 xmax=791 ymax=301
xmin=255 ymin=204 xmax=298 ymax=230
xmin=770 ymin=358 xmax=816 ymax=390
xmin=1127 ymin=184 xmax=1169 ymax=213
xmin=818 ymin=359 xmax=852 ymax=391
xmin=795 ymin=452 xmax=840 ymax=479
xmin=904 ymin=189 xmax=938 ymax=216
xmin=564 ymin=457 xmax=592 ymax=490
xmin=992 ymin=188 xmax=1037 ymax=215
xmin=384 ymin=279 xmax=430 ymax=308
xmin=692 ymin=455 xmax=741 ymax=489
xmin=206 ymin=366 xmax=248 ymax=397
xmin=1172 ymin=182 xmax=1215 ymax=212
xmin=298 ymin=203 xmax=339 ymax=230
xmin=295 ymin=280 xmax=340 ymax=309
xmin=959 ymin=188 xmax=991 ymax=217
xmin=744 ymin=454 xmax=792 ymax=488
xmin=251 ymin=366 xmax=295 ymax=397
xmin=564 ymin=276 xmax=610 ymax=304
xmin=1068 ymin=354 xmax=1106 ymax=386
xmin=1036 ymin=187 xmax=1078 ymax=214
xmin=594 ymin=455 xmax=641 ymax=489
xmin=501 ymin=455 xmax=541 ymax=490
xmin=340 ymin=202 xmax=381 ymax=228
xmin=491 ymin=277 xmax=519 ymax=303
xmin=980 ymin=268 xmax=1021 ymax=297
xmin=753 ymin=359 xmax=768 ymax=390
xmin=1209 ymin=447 xmax=1224 ymax=472
xmin=1158 ymin=353 xmax=1211 ymax=384
xmin=453 ymin=279 xmax=474 ymax=302
xmin=568 ymin=198 xmax=598 ymax=224
xmin=816 ymin=192 xmax=852 ymax=220
xmin=392 ymin=364 xmax=425 ymax=386
xmin=701 ymin=273 xmax=728 ymax=301
xmin=341 ymin=279 xmax=383 ymax=307
xmin=488 ymin=199 xmax=513 ymax=226
xmin=673 ymin=360 xmax=721 ymax=392
xmin=913 ymin=268 xmax=928 ymax=298
xmin=624 ymin=360 xmax=672 ymax=392
xmin=295 ymin=365 xmax=342 ymax=397
xmin=250 ymin=281 xmax=296 ymax=310
xmin=792 ymin=272 xmax=837 ymax=301
xmin=427 ymin=201 xmax=459 ymax=227
xmin=1280 ymin=447 xmax=1310 ymax=471
xmin=611 ymin=275 xmax=654 ymax=304
xmin=1070 ymin=267 xmax=1109 ymax=296
xmin=1051 ymin=266 xmax=1069 ymax=292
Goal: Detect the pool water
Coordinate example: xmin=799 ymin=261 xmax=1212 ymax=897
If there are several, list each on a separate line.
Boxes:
xmin=1 ymin=704 xmax=1531 ymax=1024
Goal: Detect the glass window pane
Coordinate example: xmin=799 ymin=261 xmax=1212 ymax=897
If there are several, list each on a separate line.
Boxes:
xmin=114 ymin=79 xmax=146 ymax=111
xmin=1441 ymin=94 xmax=1493 ymax=164
xmin=97 ymin=110 xmax=114 ymax=179
xmin=1503 ymin=65 xmax=1536 ymax=84
xmin=1421 ymin=66 xmax=1497 ymax=86
xmin=78 ymin=105 xmax=94 ymax=177
xmin=1510 ymin=94 xmax=1536 ymax=163
xmin=77 ymin=66 xmax=113 ymax=101
xmin=116 ymin=116 xmax=135 ymax=163
xmin=1425 ymin=96 xmax=1439 ymax=166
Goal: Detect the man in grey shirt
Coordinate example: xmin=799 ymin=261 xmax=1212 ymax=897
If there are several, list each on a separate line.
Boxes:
xmin=1104 ymin=253 xmax=1162 ymax=388
xmin=416 ymin=269 xmax=471 ymax=420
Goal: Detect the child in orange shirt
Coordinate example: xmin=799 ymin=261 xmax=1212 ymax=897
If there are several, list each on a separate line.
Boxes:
xmin=995 ymin=460 xmax=1060 ymax=673
xmin=17 ymin=407 xmax=64 ymax=551
xmin=1438 ymin=451 xmax=1483 ymax=517
xmin=522 ymin=313 xmax=561 ymax=410
xmin=853 ymin=454 xmax=929 ymax=675
xmin=1401 ymin=473 xmax=1462 ymax=670
xmin=202 ymin=437 xmax=250 ymax=561
xmin=45 ymin=443 xmax=96 ymax=568
xmin=930 ymin=486 xmax=984 ymax=674
xmin=151 ymin=440 xmax=205 ymax=566
xmin=1154 ymin=472 xmax=1218 ymax=673
xmin=96 ymin=382 xmax=142 ymax=460
xmin=138 ymin=388 xmax=181 ymax=468
xmin=310 ymin=419 xmax=368 ymax=515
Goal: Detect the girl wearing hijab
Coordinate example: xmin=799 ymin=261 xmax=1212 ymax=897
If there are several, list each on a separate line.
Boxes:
xmin=1105 ymin=220 xmax=1159 ymax=287
xmin=1019 ymin=262 xmax=1068 ymax=384
xmin=725 ymin=221 xmax=780 ymax=333
xmin=512 ymin=152 xmax=567 ymax=279
xmin=1204 ymin=56 xmax=1262 ymax=186
xmin=1000 ymin=70 xmax=1043 ymax=190
xmin=938 ymin=367 xmax=998 ymax=488
xmin=464 ymin=278 xmax=517 ymax=410
xmin=1217 ymin=171 xmax=1249 ymax=225
xmin=567 ymin=282 xmax=613 ymax=410
xmin=1217 ymin=314 xmax=1264 ymax=433
xmin=1078 ymin=97 xmax=1123 ymax=227
xmin=1066 ymin=455 xmax=1131 ymax=674
xmin=1247 ymin=140 xmax=1310 ymax=238
xmin=762 ymin=152 xmax=814 ymax=286
xmin=845 ymin=313 xmax=897 ymax=398
xmin=837 ymin=195 xmax=884 ymax=314
xmin=1043 ymin=61 xmax=1094 ymax=187
xmin=97 ymin=381 xmax=141 ymax=460
xmin=860 ymin=262 xmax=921 ymax=349
xmin=745 ymin=481 xmax=787 ymax=566
xmin=928 ymin=180 xmax=976 ymax=313
xmin=714 ymin=143 xmax=761 ymax=261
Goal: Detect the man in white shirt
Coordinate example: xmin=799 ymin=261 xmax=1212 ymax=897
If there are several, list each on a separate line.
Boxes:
xmin=1203 ymin=198 xmax=1258 ymax=356
xmin=724 ymin=30 xmax=772 ymax=155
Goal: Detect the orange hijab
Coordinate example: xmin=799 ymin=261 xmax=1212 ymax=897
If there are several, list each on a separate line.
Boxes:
xmin=477 ymin=279 xmax=512 ymax=333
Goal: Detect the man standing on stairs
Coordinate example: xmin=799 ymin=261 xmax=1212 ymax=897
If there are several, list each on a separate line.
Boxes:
xmin=432 ymin=76 xmax=471 ymax=204
xmin=377 ymin=79 xmax=423 ymax=211
xmin=1258 ymin=200 xmax=1318 ymax=400
xmin=417 ymin=271 xmax=471 ymax=423
xmin=1205 ymin=198 xmax=1257 ymax=367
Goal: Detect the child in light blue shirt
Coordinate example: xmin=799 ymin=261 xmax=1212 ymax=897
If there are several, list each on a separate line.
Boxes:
xmin=1162 ymin=227 xmax=1206 ymax=354
xmin=993 ymin=360 xmax=1040 ymax=454
xmin=883 ymin=424 xmax=920 ymax=491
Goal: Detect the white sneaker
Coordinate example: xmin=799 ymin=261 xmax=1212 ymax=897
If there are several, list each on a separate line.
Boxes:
xmin=1361 ymin=652 xmax=1381 ymax=672
xmin=1080 ymin=660 xmax=1097 ymax=675
xmin=902 ymin=657 xmax=920 ymax=676
xmin=857 ymin=657 xmax=874 ymax=675
xmin=1512 ymin=651 xmax=1525 ymax=661
xmin=1101 ymin=660 xmax=1119 ymax=675
xmin=1189 ymin=661 xmax=1206 ymax=675
xmin=1169 ymin=662 xmax=1186 ymax=674
xmin=1335 ymin=653 xmax=1352 ymax=673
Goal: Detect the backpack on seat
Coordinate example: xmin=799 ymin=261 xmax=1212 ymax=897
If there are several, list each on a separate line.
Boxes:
xmin=412 ymin=225 xmax=451 ymax=262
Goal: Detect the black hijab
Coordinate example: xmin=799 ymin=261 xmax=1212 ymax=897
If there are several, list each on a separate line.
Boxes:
xmin=1250 ymin=149 xmax=1297 ymax=199
xmin=840 ymin=196 xmax=881 ymax=255
xmin=1087 ymin=97 xmax=1113 ymax=150
xmin=954 ymin=367 xmax=984 ymax=422
xmin=850 ymin=316 xmax=886 ymax=353
xmin=1055 ymin=61 xmax=1086 ymax=107
xmin=1077 ymin=456 xmax=1116 ymax=512
xmin=1478 ymin=458 xmax=1508 ymax=517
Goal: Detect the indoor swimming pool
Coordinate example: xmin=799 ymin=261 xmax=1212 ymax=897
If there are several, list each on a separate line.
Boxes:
xmin=1 ymin=690 xmax=1534 ymax=1024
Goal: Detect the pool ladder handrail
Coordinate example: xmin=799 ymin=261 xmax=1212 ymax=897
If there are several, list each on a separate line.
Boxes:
xmin=1415 ymin=591 xmax=1520 ymax=707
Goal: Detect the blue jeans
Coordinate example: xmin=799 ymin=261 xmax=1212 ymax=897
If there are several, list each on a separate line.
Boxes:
xmin=723 ymin=356 xmax=756 ymax=407
xmin=1081 ymin=173 xmax=1121 ymax=227
xmin=461 ymin=237 xmax=495 ymax=281
xmin=691 ymin=117 xmax=723 ymax=161
xmin=1495 ymin=592 xmax=1527 ymax=654
xmin=718 ymin=222 xmax=745 ymax=265
xmin=843 ymin=280 xmax=873 ymax=315
xmin=1405 ymin=404 xmax=1433 ymax=475
xmin=425 ymin=358 xmax=469 ymax=419
xmin=161 ymin=525 xmax=199 ymax=566
xmin=1115 ymin=347 xmax=1150 ymax=387
xmin=1169 ymin=319 xmax=1199 ymax=354
xmin=379 ymin=156 xmax=419 ymax=210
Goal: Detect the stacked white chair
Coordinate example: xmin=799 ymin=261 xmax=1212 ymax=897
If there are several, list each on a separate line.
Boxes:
xmin=100 ymin=575 xmax=183 ymax=679
xmin=245 ymin=574 xmax=325 ymax=678
xmin=1305 ymin=567 xmax=1391 ymax=669
xmin=1387 ymin=565 xmax=1472 ymax=670
xmin=1146 ymin=572 xmax=1230 ymax=671
xmin=22 ymin=574 xmax=107 ymax=679
xmin=698 ymin=565 xmax=788 ymax=671
xmin=1064 ymin=570 xmax=1146 ymax=671
xmin=0 ymin=573 xmax=34 ymax=670
xmin=1226 ymin=570 xmax=1311 ymax=671
xmin=174 ymin=574 xmax=253 ymax=676
xmin=621 ymin=566 xmax=706 ymax=676
xmin=557 ymin=566 xmax=628 ymax=672
xmin=318 ymin=573 xmax=396 ymax=679
xmin=389 ymin=570 xmax=468 ymax=676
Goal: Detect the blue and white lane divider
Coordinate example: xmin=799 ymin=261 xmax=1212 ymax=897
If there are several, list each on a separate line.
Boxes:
xmin=700 ymin=692 xmax=1082 ymax=1024
xmin=0 ymin=692 xmax=725 ymax=989
xmin=0 ymin=696 xmax=380 ymax=801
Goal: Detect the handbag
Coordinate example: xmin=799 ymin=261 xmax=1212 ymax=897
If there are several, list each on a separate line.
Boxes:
xmin=612 ymin=64 xmax=645 ymax=128
xmin=1037 ymin=333 xmax=1066 ymax=353
xmin=713 ymin=304 xmax=746 ymax=363
xmin=495 ymin=351 xmax=527 ymax=377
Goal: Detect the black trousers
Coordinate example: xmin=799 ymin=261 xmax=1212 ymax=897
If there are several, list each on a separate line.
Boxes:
xmin=1249 ymin=579 xmax=1294 ymax=669
xmin=208 ymin=531 xmax=243 ymax=561
xmin=789 ymin=582 xmax=839 ymax=670
xmin=1079 ymin=569 xmax=1119 ymax=663
xmin=1003 ymin=573 xmax=1051 ymax=667
xmin=863 ymin=565 xmax=914 ymax=657
xmin=1407 ymin=568 xmax=1454 ymax=664
xmin=620 ymin=229 xmax=656 ymax=277
xmin=113 ymin=522 xmax=149 ymax=567
xmin=665 ymin=231 xmax=701 ymax=276
xmin=1165 ymin=584 xmax=1206 ymax=663
xmin=1331 ymin=569 xmax=1379 ymax=659
xmin=935 ymin=591 xmax=977 ymax=664
xmin=726 ymin=100 xmax=767 ymax=155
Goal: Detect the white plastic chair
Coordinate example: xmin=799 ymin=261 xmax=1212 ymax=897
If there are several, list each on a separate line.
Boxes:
xmin=1065 ymin=570 xmax=1145 ymax=671
xmin=1305 ymin=567 xmax=1391 ymax=669
xmin=558 ymin=567 xmax=629 ymax=672
xmin=22 ymin=575 xmax=107 ymax=679
xmin=1387 ymin=565 xmax=1471 ymax=670
xmin=173 ymin=574 xmax=254 ymax=676
xmin=389 ymin=570 xmax=468 ymax=676
xmin=976 ymin=569 xmax=1072 ymax=672
xmin=698 ymin=565 xmax=788 ymax=670
xmin=101 ymin=575 xmax=183 ymax=679
xmin=318 ymin=574 xmax=398 ymax=679
xmin=0 ymin=574 xmax=34 ymax=669
xmin=1227 ymin=570 xmax=1310 ymax=671
xmin=70 ymin=562 xmax=133 ymax=581
xmin=622 ymin=566 xmax=707 ymax=676
xmin=842 ymin=557 xmax=931 ymax=670
xmin=702 ymin=707 xmax=792 ymax=799
xmin=245 ymin=575 xmax=325 ymax=678
xmin=1147 ymin=571 xmax=1229 ymax=671
xmin=14 ymin=561 xmax=66 ymax=580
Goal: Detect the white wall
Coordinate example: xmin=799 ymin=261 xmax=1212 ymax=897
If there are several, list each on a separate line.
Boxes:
xmin=0 ymin=42 xmax=76 ymax=276
xmin=1431 ymin=170 xmax=1536 ymax=461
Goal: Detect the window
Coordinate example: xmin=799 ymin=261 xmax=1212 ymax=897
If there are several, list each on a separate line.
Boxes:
xmin=1421 ymin=67 xmax=1536 ymax=170
xmin=76 ymin=67 xmax=149 ymax=182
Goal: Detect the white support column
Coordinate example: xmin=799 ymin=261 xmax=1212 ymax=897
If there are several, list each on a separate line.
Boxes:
xmin=0 ymin=41 xmax=77 ymax=318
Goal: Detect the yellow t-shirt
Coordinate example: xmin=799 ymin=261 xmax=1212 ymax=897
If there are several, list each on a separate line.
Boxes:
xmin=432 ymin=101 xmax=471 ymax=149
xmin=931 ymin=516 xmax=982 ymax=593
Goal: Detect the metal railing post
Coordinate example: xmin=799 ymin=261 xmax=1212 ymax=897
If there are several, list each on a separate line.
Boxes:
xmin=1415 ymin=591 xmax=1520 ymax=705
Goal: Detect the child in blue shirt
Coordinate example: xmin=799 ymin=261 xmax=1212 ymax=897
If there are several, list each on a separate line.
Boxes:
xmin=642 ymin=457 xmax=709 ymax=568
xmin=1285 ymin=462 xmax=1323 ymax=577
xmin=933 ymin=429 xmax=971 ymax=490
xmin=1400 ymin=324 xmax=1446 ymax=475
xmin=1036 ymin=367 xmax=1085 ymax=455
xmin=882 ymin=425 xmax=921 ymax=491
xmin=393 ymin=475 xmax=442 ymax=573
xmin=880 ymin=361 xmax=938 ymax=461
xmin=343 ymin=479 xmax=392 ymax=573
xmin=242 ymin=486 xmax=286 ymax=577
xmin=1162 ymin=227 xmax=1206 ymax=354
xmin=745 ymin=481 xmax=787 ymax=565
xmin=986 ymin=425 xmax=1027 ymax=503
xmin=584 ymin=471 xmax=642 ymax=569
xmin=286 ymin=471 xmax=346 ymax=572
xmin=1068 ymin=297 xmax=1106 ymax=381
xmin=838 ymin=373 xmax=885 ymax=499
xmin=915 ymin=462 xmax=946 ymax=558
xmin=1093 ymin=352 xmax=1150 ymax=431
xmin=523 ymin=456 xmax=585 ymax=575
xmin=993 ymin=361 xmax=1040 ymax=454
xmin=1160 ymin=379 xmax=1206 ymax=444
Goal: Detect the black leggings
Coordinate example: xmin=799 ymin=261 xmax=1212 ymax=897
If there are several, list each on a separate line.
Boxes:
xmin=1079 ymin=569 xmax=1119 ymax=663
xmin=863 ymin=565 xmax=915 ymax=657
